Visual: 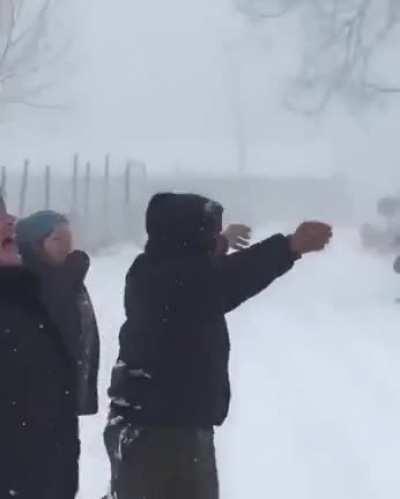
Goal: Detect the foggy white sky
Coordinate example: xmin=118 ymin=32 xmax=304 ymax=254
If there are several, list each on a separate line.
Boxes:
xmin=1 ymin=0 xmax=400 ymax=184
xmin=81 ymin=0 xmax=236 ymax=140
xmin=75 ymin=0 xmax=337 ymax=173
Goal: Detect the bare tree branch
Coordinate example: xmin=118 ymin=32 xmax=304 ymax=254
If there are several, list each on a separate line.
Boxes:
xmin=236 ymin=0 xmax=400 ymax=112
xmin=3 ymin=98 xmax=67 ymax=110
xmin=234 ymin=0 xmax=297 ymax=20
xmin=0 ymin=0 xmax=17 ymax=67
xmin=8 ymin=0 xmax=51 ymax=51
xmin=0 ymin=0 xmax=69 ymax=112
xmin=364 ymin=82 xmax=400 ymax=94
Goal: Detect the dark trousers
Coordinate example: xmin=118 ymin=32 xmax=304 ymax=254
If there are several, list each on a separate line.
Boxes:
xmin=104 ymin=419 xmax=219 ymax=499
xmin=1 ymin=417 xmax=79 ymax=499
xmin=42 ymin=423 xmax=80 ymax=499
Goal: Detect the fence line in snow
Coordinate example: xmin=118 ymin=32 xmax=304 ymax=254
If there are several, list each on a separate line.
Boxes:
xmin=0 ymin=154 xmax=148 ymax=251
xmin=0 ymin=154 xmax=353 ymax=252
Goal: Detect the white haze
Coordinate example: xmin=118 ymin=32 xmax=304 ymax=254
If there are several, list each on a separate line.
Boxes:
xmin=1 ymin=0 xmax=400 ymax=194
xmin=2 ymin=2 xmax=400 ymax=498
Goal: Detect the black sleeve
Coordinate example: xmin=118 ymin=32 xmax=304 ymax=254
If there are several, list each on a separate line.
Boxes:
xmin=63 ymin=250 xmax=90 ymax=287
xmin=214 ymin=234 xmax=297 ymax=313
xmin=123 ymin=237 xmax=297 ymax=325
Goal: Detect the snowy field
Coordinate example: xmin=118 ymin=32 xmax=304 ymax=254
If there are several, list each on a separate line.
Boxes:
xmin=79 ymin=228 xmax=400 ymax=499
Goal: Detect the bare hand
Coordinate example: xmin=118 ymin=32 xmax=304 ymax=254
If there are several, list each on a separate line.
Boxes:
xmin=290 ymin=222 xmax=332 ymax=255
xmin=222 ymin=224 xmax=252 ymax=251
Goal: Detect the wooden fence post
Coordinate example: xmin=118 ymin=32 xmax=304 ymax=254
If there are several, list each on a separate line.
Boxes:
xmin=1 ymin=166 xmax=7 ymax=200
xmin=84 ymin=161 xmax=91 ymax=219
xmin=104 ymin=154 xmax=110 ymax=215
xmin=102 ymin=154 xmax=111 ymax=243
xmin=45 ymin=165 xmax=51 ymax=209
xmin=139 ymin=161 xmax=147 ymax=181
xmin=19 ymin=159 xmax=29 ymax=217
xmin=72 ymin=154 xmax=79 ymax=215
xmin=124 ymin=161 xmax=132 ymax=206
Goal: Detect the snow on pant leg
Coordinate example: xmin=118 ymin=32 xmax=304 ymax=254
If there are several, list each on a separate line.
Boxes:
xmin=104 ymin=422 xmax=176 ymax=499
xmin=104 ymin=422 xmax=219 ymax=499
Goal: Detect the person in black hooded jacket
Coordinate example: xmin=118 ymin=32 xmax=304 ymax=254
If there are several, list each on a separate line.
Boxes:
xmin=16 ymin=210 xmax=100 ymax=416
xmin=0 ymin=199 xmax=78 ymax=499
xmin=104 ymin=192 xmax=332 ymax=499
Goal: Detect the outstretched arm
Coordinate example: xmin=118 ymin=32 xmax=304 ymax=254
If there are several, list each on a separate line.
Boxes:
xmin=216 ymin=222 xmax=332 ymax=313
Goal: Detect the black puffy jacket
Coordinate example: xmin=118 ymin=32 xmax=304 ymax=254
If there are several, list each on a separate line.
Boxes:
xmin=18 ymin=249 xmax=100 ymax=416
xmin=108 ymin=193 xmax=297 ymax=427
xmin=0 ymin=266 xmax=77 ymax=497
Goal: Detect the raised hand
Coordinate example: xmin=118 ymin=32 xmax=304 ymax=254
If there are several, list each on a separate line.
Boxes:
xmin=222 ymin=224 xmax=252 ymax=251
xmin=289 ymin=221 xmax=332 ymax=255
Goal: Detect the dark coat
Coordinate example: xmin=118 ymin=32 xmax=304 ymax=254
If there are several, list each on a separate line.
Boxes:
xmin=19 ymin=250 xmax=100 ymax=416
xmin=108 ymin=193 xmax=297 ymax=428
xmin=0 ymin=266 xmax=77 ymax=498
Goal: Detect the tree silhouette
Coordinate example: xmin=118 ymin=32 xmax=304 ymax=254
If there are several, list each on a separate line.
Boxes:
xmin=235 ymin=0 xmax=400 ymax=113
xmin=0 ymin=0 xmax=68 ymax=112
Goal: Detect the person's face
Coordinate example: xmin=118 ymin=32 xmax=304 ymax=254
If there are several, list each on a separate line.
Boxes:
xmin=0 ymin=208 xmax=20 ymax=266
xmin=42 ymin=223 xmax=73 ymax=264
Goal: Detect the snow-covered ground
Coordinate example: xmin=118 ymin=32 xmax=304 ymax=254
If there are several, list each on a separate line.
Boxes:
xmin=80 ymin=229 xmax=400 ymax=499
